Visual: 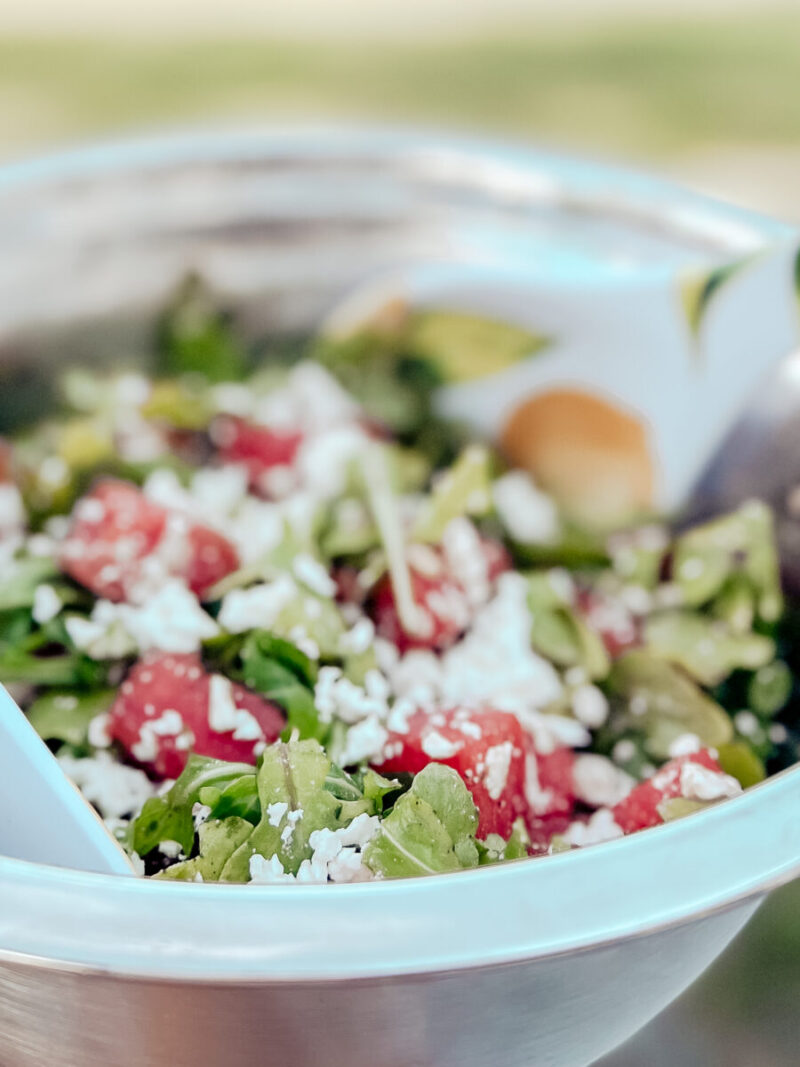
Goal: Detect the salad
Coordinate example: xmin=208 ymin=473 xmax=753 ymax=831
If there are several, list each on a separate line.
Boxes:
xmin=0 ymin=277 xmax=798 ymax=884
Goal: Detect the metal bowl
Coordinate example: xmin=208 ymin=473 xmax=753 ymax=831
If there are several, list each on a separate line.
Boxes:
xmin=1 ymin=128 xmax=799 ymax=1067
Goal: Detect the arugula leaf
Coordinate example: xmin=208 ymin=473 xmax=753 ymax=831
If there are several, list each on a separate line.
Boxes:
xmin=25 ymin=687 xmax=115 ymax=751
xmin=673 ymin=501 xmax=782 ymax=621
xmin=0 ymin=556 xmax=60 ymax=612
xmin=643 ymin=610 xmax=775 ymax=686
xmin=204 ymin=630 xmax=323 ymax=741
xmin=221 ymin=738 xmax=341 ymax=881
xmin=527 ymin=572 xmax=610 ymax=679
xmin=132 ymin=754 xmax=256 ymax=858
xmin=606 ymin=650 xmax=734 ymax=760
xmin=363 ymin=763 xmax=480 ymax=879
xmin=158 ymin=818 xmax=253 ymax=882
xmin=156 ymin=274 xmax=248 ymax=383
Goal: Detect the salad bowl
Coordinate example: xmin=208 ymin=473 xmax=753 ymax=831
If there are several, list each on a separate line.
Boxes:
xmin=1 ymin=127 xmax=800 ymax=1067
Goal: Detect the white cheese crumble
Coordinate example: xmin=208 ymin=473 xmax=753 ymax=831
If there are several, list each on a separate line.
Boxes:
xmin=421 ymin=730 xmax=462 ymax=760
xmin=87 ymin=712 xmax=112 ymax=749
xmin=292 ymin=553 xmax=337 ymax=598
xmin=679 ymin=762 xmax=742 ymax=802
xmin=571 ymin=684 xmax=609 ymax=728
xmin=58 ymin=752 xmax=155 ymax=819
xmin=483 ymin=741 xmax=514 ymax=800
xmin=492 ymin=470 xmax=560 ymax=545
xmin=572 ymin=754 xmax=635 ymax=808
xmin=218 ymin=575 xmax=297 ymax=634
xmin=392 ymin=573 xmax=563 ymax=725
xmin=207 ymin=674 xmax=264 ymax=741
xmin=0 ymin=483 xmax=25 ymax=533
xmin=32 ymin=583 xmax=63 ymax=624
xmin=667 ymin=732 xmax=703 ymax=757
xmin=67 ymin=580 xmax=219 ymax=656
xmin=441 ymin=517 xmax=491 ymax=608
xmin=266 ymin=801 xmax=289 ymax=827
xmin=561 ymin=809 xmax=624 ymax=849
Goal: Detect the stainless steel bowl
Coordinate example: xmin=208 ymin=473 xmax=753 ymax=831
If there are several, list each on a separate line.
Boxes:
xmin=1 ymin=127 xmax=799 ymax=1067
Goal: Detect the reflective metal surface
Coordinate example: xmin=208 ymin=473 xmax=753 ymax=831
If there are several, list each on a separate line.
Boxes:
xmin=0 ymin=128 xmax=799 ymax=1067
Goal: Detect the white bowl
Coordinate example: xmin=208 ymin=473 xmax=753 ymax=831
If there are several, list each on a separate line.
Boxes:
xmin=0 ymin=127 xmax=798 ymax=1067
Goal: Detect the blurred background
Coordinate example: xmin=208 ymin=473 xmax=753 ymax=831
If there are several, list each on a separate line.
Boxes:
xmin=1 ymin=0 xmax=799 ymax=1062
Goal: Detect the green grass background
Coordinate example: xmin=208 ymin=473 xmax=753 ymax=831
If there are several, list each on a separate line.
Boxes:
xmin=1 ymin=12 xmax=799 ymax=1064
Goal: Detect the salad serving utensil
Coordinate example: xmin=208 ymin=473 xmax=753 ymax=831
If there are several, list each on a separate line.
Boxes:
xmin=0 ymin=685 xmax=133 ymax=873
xmin=0 ymin=127 xmax=800 ymax=1067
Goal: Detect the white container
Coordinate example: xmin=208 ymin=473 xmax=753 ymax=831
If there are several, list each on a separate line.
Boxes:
xmin=0 ymin=127 xmax=799 ymax=1067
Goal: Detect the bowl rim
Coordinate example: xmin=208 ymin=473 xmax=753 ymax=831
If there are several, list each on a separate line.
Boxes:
xmin=0 ymin=760 xmax=797 ymax=981
xmin=0 ymin=125 xmax=798 ymax=981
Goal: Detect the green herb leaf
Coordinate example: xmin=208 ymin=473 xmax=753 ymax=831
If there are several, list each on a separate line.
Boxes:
xmin=673 ymin=501 xmax=782 ymax=621
xmin=606 ymin=650 xmax=734 ymax=760
xmin=412 ymin=445 xmax=493 ymax=543
xmin=364 ymin=763 xmax=480 ymax=878
xmin=132 ymin=754 xmax=256 ymax=857
xmin=643 ymin=610 xmax=775 ymax=686
xmin=156 ymin=274 xmax=248 ymax=383
xmin=158 ymin=817 xmax=253 ymax=882
xmin=221 ymin=738 xmax=341 ymax=881
xmin=26 ymin=687 xmax=115 ymax=750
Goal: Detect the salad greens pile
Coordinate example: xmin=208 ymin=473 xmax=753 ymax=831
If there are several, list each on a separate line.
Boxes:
xmin=0 ymin=275 xmax=798 ymax=884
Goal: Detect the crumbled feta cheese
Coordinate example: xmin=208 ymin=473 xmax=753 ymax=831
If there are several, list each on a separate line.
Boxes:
xmin=492 ymin=470 xmax=560 ymax=544
xmin=68 ymin=581 xmax=219 ymax=657
xmin=572 ymin=754 xmax=635 ymax=807
xmin=158 ymin=840 xmax=184 ymax=860
xmin=421 ymin=730 xmax=462 ymax=760
xmin=398 ymin=573 xmax=562 ymax=723
xmin=483 ymin=741 xmax=514 ymax=800
xmin=571 ymin=684 xmax=609 ymax=729
xmin=292 ymin=553 xmax=336 ymax=597
xmin=340 ymin=716 xmax=389 ymax=766
xmin=313 ymin=666 xmax=388 ymax=725
xmin=249 ymin=854 xmax=298 ymax=885
xmin=561 ymin=809 xmax=624 ymax=848
xmin=58 ymin=752 xmax=155 ymax=819
xmin=667 ymin=732 xmax=703 ymax=757
xmin=295 ymin=425 xmax=370 ymax=501
xmin=0 ymin=484 xmax=25 ymax=532
xmin=32 ymin=583 xmax=63 ymax=624
xmin=266 ymin=802 xmax=289 ymax=828
xmin=733 ymin=710 xmax=760 ymax=738
xmin=612 ymin=739 xmax=637 ymax=765
xmin=192 ymin=802 xmax=212 ymax=829
xmin=679 ymin=762 xmax=741 ymax=802
xmin=87 ymin=712 xmax=112 ymax=749
xmin=338 ymin=616 xmax=376 ymax=656
xmin=208 ymin=674 xmax=265 ymax=741
xmin=218 ymin=575 xmax=297 ymax=634
xmin=441 ymin=517 xmax=490 ymax=607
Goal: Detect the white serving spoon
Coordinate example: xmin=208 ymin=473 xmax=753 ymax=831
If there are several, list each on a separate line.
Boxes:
xmin=0 ymin=684 xmax=135 ymax=874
